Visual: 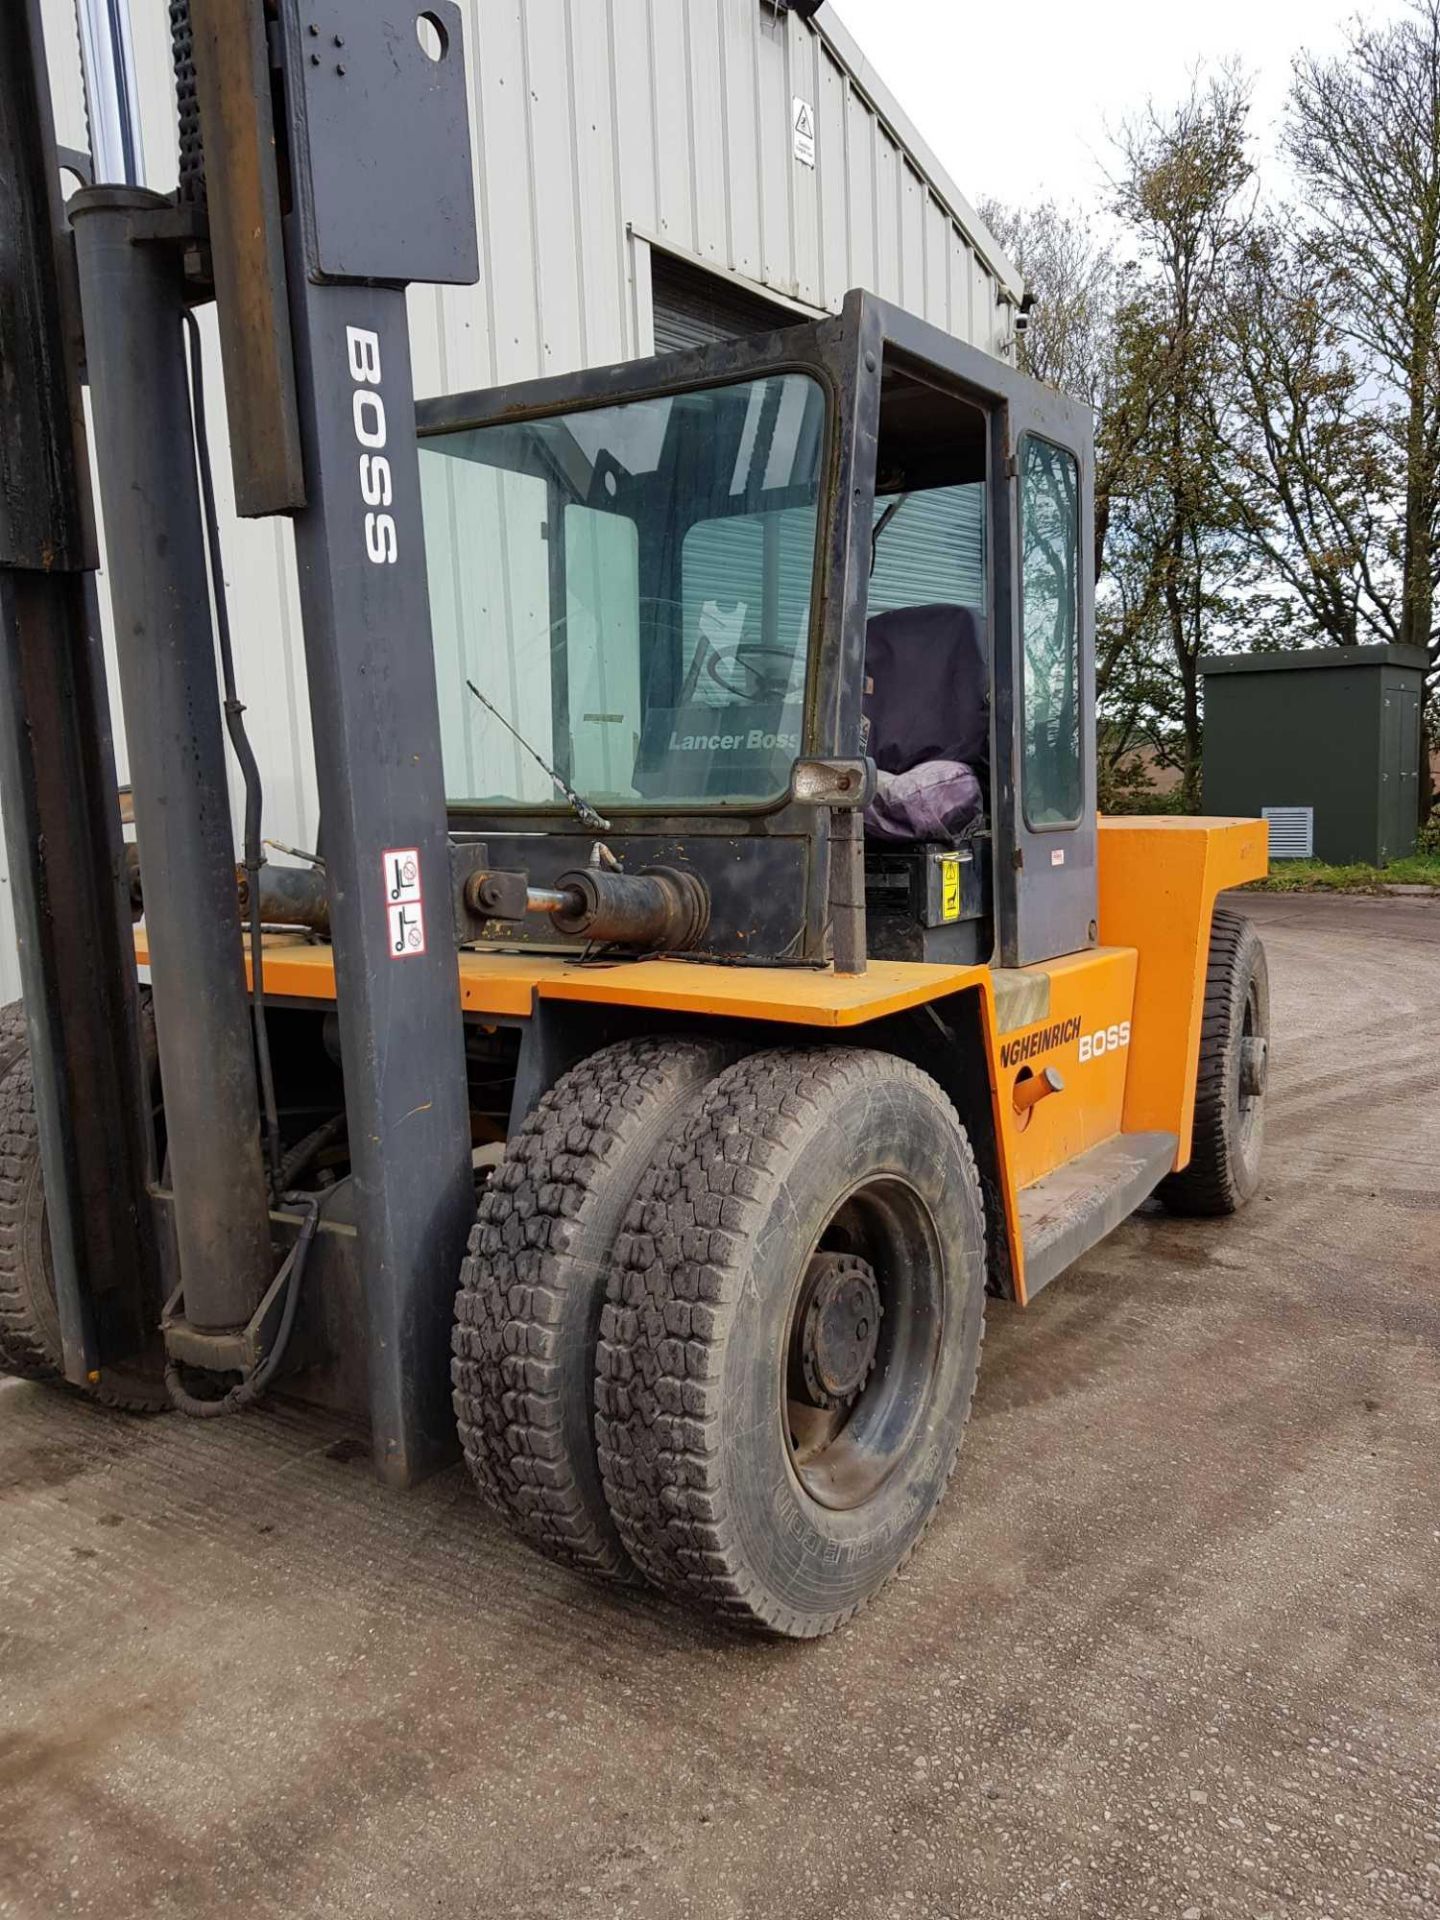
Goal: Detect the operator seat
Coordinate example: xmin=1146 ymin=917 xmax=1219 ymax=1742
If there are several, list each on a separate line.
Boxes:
xmin=861 ymin=603 xmax=989 ymax=845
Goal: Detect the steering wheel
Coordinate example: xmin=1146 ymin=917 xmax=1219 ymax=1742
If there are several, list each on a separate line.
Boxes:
xmin=704 ymin=644 xmax=796 ymax=701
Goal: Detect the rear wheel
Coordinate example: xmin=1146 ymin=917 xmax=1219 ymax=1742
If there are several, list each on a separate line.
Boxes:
xmin=451 ymin=1037 xmax=729 ymax=1577
xmin=1159 ymin=907 xmax=1269 ymax=1217
xmin=595 ymin=1048 xmax=987 ymax=1638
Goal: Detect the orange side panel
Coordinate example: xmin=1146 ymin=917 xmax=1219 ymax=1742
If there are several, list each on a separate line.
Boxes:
xmin=996 ymin=947 xmax=1139 ymax=1193
xmin=531 ymin=955 xmax=994 ymax=1028
xmin=1096 ymin=816 xmax=1268 ymax=1166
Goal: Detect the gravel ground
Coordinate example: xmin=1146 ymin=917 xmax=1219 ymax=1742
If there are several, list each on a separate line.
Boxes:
xmin=1 ymin=892 xmax=1437 ymax=1920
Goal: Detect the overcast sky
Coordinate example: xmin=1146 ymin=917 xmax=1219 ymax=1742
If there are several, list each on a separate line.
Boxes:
xmin=831 ymin=0 xmax=1405 ymax=225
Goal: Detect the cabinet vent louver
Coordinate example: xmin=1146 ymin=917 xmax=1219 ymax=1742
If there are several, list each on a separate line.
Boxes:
xmin=1262 ymin=806 xmax=1314 ymax=859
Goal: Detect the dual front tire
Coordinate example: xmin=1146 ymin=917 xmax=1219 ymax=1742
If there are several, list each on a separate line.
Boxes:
xmin=452 ymin=1040 xmax=987 ymax=1637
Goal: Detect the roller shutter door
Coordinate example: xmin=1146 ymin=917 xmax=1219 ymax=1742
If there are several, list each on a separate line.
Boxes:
xmin=650 ymin=252 xmax=795 ymax=354
xmin=869 ymin=486 xmax=986 ymax=614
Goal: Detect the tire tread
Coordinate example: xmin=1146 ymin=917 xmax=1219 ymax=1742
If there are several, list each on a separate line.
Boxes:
xmin=0 ymin=1009 xmax=61 ymax=1381
xmin=451 ymin=1036 xmax=727 ymax=1577
xmin=1158 ymin=906 xmax=1266 ymax=1217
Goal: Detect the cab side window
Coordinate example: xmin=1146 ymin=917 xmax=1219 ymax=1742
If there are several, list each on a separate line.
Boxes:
xmin=1019 ymin=436 xmax=1082 ymax=828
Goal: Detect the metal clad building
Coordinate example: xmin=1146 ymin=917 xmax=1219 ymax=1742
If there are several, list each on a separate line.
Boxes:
xmin=4 ymin=0 xmax=1022 ymax=999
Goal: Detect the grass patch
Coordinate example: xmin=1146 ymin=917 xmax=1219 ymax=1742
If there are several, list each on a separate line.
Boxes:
xmin=1246 ymin=853 xmax=1440 ymax=893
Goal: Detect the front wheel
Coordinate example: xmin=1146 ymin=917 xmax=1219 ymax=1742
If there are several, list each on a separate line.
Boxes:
xmin=0 ymin=1037 xmax=63 ymax=1380
xmin=595 ymin=1048 xmax=988 ymax=1639
xmin=1159 ymin=907 xmax=1269 ymax=1217
xmin=0 ymin=998 xmax=168 ymax=1410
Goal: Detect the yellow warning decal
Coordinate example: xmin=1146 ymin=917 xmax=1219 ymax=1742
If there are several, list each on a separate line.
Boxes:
xmin=941 ymin=856 xmax=961 ymax=923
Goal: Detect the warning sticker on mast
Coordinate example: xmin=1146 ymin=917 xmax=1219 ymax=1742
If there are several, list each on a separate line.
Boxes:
xmin=382 ymin=847 xmax=427 ymax=958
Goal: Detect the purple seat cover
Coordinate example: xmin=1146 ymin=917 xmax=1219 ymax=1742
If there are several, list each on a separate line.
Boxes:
xmin=865 ymin=759 xmax=983 ymax=844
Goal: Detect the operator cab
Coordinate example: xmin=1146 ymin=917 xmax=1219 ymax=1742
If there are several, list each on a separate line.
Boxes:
xmin=415 ymin=288 xmax=1095 ymax=973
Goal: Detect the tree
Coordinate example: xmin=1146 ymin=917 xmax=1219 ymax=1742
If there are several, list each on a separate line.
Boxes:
xmin=979 ymin=199 xmax=1115 ymax=408
xmin=1105 ymin=74 xmax=1257 ymax=808
xmin=1288 ymin=1 xmax=1440 ymax=691
xmin=1215 ymin=223 xmax=1401 ymax=650
xmin=983 ymin=87 xmax=1258 ymax=808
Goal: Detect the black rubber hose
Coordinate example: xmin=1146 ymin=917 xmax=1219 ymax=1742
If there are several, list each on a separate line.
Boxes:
xmin=181 ymin=309 xmax=284 ymax=1199
xmin=163 ymin=1194 xmax=321 ymax=1419
xmin=277 ymin=1112 xmax=347 ymax=1191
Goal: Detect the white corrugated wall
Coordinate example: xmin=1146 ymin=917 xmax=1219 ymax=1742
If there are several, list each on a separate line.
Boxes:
xmin=4 ymin=0 xmax=1021 ymax=1002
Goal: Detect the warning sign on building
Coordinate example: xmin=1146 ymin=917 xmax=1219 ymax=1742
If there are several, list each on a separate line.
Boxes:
xmin=792 ymin=97 xmax=816 ymax=168
xmin=382 ymin=847 xmax=427 ymax=958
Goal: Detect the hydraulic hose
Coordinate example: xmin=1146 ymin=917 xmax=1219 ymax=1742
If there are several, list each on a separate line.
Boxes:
xmin=163 ymin=1194 xmax=321 ymax=1418
xmin=181 ymin=309 xmax=284 ymax=1198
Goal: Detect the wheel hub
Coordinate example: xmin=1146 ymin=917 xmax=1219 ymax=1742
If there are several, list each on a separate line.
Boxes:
xmin=1240 ymin=1035 xmax=1268 ymax=1099
xmin=795 ymin=1252 xmax=882 ymax=1409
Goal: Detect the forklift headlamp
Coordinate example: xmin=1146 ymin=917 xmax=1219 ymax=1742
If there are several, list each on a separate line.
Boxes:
xmin=789 ymin=757 xmax=877 ymax=810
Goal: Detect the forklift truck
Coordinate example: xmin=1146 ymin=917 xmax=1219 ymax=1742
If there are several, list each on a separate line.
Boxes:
xmin=0 ymin=0 xmax=1268 ymax=1637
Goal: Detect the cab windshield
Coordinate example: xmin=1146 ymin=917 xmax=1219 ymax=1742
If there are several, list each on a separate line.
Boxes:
xmin=418 ymin=373 xmax=828 ymax=810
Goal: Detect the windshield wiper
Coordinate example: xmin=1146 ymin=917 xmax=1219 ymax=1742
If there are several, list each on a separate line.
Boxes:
xmin=464 ymin=680 xmax=611 ymax=831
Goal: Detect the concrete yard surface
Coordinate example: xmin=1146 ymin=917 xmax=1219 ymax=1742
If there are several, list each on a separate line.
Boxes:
xmin=1 ymin=892 xmax=1437 ymax=1920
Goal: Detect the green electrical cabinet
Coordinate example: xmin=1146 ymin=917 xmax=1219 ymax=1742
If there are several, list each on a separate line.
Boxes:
xmin=1200 ymin=646 xmax=1429 ymax=865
